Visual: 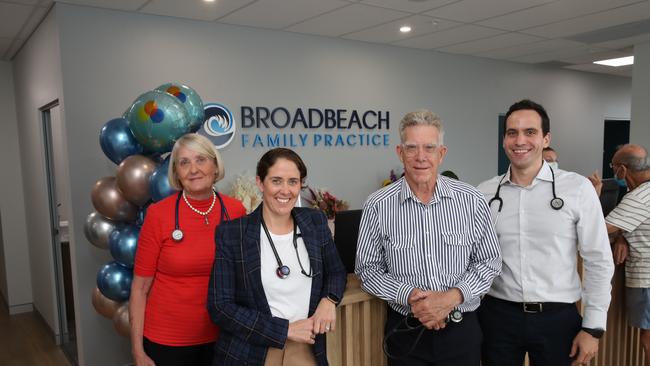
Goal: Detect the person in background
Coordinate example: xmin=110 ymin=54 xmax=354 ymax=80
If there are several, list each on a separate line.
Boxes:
xmin=544 ymin=146 xmax=604 ymax=197
xmin=604 ymin=144 xmax=650 ymax=366
xmin=478 ymin=99 xmax=614 ymax=366
xmin=356 ymin=109 xmax=501 ymax=366
xmin=208 ymin=148 xmax=347 ymax=365
xmin=542 ymin=146 xmax=559 ymax=170
xmin=129 ymin=133 xmax=247 ymax=366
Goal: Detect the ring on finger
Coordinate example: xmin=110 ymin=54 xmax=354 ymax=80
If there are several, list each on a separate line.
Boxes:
xmin=325 ymin=324 xmax=331 ymax=331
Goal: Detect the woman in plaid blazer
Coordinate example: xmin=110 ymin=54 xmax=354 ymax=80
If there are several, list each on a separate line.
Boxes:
xmin=208 ymin=148 xmax=347 ymax=365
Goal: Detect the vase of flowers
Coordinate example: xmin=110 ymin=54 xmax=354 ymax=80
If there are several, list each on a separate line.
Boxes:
xmin=305 ymin=187 xmax=349 ymax=235
xmin=382 ymin=169 xmax=402 ymax=187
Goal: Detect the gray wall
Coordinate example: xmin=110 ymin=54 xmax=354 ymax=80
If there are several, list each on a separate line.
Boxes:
xmin=631 ymin=41 xmax=650 ymax=143
xmin=12 ymin=8 xmax=62 ymax=333
xmin=0 ymin=60 xmax=32 ymax=313
xmin=10 ymin=3 xmax=633 ymax=365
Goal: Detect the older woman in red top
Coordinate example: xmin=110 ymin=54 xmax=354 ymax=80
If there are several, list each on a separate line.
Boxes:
xmin=129 ymin=133 xmax=246 ymax=366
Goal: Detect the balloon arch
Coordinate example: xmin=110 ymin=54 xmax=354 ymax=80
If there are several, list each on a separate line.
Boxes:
xmin=86 ymin=83 xmax=204 ymax=336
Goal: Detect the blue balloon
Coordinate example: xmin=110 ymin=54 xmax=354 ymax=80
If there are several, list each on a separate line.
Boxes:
xmin=156 ymin=83 xmax=205 ymax=133
xmin=99 ymin=118 xmax=144 ymax=164
xmin=149 ymin=157 xmax=177 ymax=202
xmin=109 ymin=224 xmax=140 ymax=268
xmin=126 ymin=90 xmax=192 ymax=153
xmin=136 ymin=202 xmax=151 ymax=227
xmin=96 ymin=261 xmax=133 ymax=302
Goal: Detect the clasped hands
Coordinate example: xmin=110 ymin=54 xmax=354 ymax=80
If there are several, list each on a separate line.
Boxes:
xmin=287 ymin=298 xmax=336 ymax=344
xmin=408 ymin=288 xmax=463 ymax=330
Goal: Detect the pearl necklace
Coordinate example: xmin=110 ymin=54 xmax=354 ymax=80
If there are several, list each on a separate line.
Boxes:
xmin=183 ymin=191 xmax=217 ymax=225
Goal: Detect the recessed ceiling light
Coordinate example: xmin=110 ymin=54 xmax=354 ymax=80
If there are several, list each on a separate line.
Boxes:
xmin=593 ymin=56 xmax=634 ymax=67
xmin=400 ymin=26 xmax=412 ymax=33
xmin=204 ymin=0 xmax=215 ymax=2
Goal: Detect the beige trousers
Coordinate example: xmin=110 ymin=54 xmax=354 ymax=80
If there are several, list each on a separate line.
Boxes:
xmin=264 ymin=340 xmax=317 ymax=366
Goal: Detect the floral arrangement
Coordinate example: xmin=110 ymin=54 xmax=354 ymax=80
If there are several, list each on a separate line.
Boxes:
xmin=305 ymin=187 xmax=349 ymax=219
xmin=382 ymin=169 xmax=402 ymax=187
xmin=229 ymin=174 xmax=262 ymax=213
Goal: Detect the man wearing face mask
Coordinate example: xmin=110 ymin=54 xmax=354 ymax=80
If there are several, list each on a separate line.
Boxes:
xmin=604 ymin=144 xmax=650 ymax=366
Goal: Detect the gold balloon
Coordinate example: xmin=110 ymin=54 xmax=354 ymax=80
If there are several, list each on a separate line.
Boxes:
xmin=91 ymin=176 xmax=138 ymax=222
xmin=91 ymin=286 xmax=121 ymax=319
xmin=116 ymin=155 xmax=157 ymax=207
xmin=112 ymin=302 xmax=131 ymax=337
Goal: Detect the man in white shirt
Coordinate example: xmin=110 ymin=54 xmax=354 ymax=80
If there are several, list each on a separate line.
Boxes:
xmin=477 ymin=99 xmax=614 ymax=366
xmin=605 ymin=144 xmax=650 ymax=366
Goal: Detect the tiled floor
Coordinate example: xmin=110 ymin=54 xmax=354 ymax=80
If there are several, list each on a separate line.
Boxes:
xmin=0 ymin=301 xmax=70 ymax=366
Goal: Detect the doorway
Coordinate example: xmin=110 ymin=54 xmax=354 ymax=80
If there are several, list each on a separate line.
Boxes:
xmin=41 ymin=101 xmax=77 ymax=364
xmin=602 ymin=119 xmax=631 ymax=178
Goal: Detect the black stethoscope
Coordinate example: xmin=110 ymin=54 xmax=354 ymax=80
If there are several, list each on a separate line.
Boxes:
xmin=171 ymin=190 xmax=230 ymax=242
xmin=260 ymin=210 xmax=318 ymax=280
xmin=489 ymin=165 xmax=564 ymax=213
xmin=383 ymin=310 xmax=463 ymax=360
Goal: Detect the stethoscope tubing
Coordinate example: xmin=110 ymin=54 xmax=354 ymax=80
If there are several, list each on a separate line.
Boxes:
xmin=488 ymin=166 xmax=564 ymax=213
xmin=172 ymin=190 xmax=230 ymax=242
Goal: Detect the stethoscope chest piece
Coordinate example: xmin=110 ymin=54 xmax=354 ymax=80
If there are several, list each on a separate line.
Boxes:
xmin=172 ymin=229 xmax=184 ymax=242
xmin=550 ymin=197 xmax=564 ymax=210
xmin=276 ymin=265 xmax=291 ymax=279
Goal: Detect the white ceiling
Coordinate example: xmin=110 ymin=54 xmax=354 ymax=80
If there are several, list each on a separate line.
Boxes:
xmin=2 ymin=0 xmax=649 ymax=77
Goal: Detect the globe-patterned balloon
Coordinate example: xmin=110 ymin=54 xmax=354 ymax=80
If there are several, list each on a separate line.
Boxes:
xmin=156 ymin=83 xmax=204 ymax=133
xmin=126 ymin=90 xmax=191 ymax=153
xmin=96 ymin=261 xmax=133 ymax=302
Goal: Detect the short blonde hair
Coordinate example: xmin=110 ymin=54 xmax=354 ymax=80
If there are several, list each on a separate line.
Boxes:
xmin=399 ymin=109 xmax=444 ymax=145
xmin=167 ymin=133 xmax=225 ymax=191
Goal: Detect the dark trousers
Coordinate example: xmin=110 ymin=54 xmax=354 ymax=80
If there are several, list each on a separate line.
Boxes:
xmin=478 ymin=295 xmax=582 ymax=366
xmin=143 ymin=337 xmax=214 ymax=366
xmin=384 ymin=307 xmax=482 ymax=366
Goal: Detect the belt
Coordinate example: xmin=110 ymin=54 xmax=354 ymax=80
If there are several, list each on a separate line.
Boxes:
xmin=485 ymin=295 xmax=574 ymax=313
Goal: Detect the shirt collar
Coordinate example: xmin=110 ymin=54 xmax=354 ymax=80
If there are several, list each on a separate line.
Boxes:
xmin=399 ymin=175 xmax=454 ymax=205
xmin=502 ymin=160 xmax=553 ymax=186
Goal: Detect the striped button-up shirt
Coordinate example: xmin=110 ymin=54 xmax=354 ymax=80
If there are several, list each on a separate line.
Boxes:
xmin=355 ymin=176 xmax=502 ymax=315
xmin=606 ymin=181 xmax=650 ymax=288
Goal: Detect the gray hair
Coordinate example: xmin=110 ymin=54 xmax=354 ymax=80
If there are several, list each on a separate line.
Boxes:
xmin=168 ymin=133 xmax=225 ymax=191
xmin=617 ymin=145 xmax=650 ymax=172
xmin=399 ymin=109 xmax=444 ymax=145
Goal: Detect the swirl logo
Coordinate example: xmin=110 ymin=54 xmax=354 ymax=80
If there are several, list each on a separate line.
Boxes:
xmin=198 ymin=103 xmax=236 ymax=149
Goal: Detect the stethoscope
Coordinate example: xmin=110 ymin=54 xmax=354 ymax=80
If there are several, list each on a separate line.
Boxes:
xmin=260 ymin=210 xmax=319 ymax=279
xmin=383 ymin=310 xmax=463 ymax=360
xmin=171 ymin=190 xmax=230 ymax=242
xmin=489 ymin=166 xmax=564 ymax=215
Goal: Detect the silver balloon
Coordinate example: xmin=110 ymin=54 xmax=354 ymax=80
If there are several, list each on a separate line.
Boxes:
xmin=84 ymin=211 xmax=121 ymax=250
xmin=116 ymin=155 xmax=157 ymax=207
xmin=91 ymin=286 xmax=121 ymax=319
xmin=112 ymin=302 xmax=131 ymax=337
xmin=91 ymin=176 xmax=138 ymax=222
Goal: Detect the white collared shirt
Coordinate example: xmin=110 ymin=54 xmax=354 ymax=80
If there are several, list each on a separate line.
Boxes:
xmin=478 ymin=162 xmax=614 ymax=329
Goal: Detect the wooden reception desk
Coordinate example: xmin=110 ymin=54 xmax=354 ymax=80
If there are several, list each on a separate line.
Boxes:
xmin=327 ymin=269 xmax=645 ymax=366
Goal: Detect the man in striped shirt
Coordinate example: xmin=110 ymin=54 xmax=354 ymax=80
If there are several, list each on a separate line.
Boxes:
xmin=355 ymin=110 xmax=502 ymax=366
xmin=605 ymin=144 xmax=650 ymax=366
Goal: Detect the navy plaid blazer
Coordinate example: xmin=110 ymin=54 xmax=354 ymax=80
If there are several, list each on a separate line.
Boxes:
xmin=208 ymin=205 xmax=347 ymax=365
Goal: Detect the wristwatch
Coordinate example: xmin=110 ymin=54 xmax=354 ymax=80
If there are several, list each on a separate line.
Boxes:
xmin=581 ymin=327 xmax=605 ymax=339
xmin=326 ymin=294 xmax=341 ymax=305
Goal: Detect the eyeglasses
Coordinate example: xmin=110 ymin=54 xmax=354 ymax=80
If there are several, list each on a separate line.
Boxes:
xmin=609 ymin=162 xmax=624 ymax=170
xmin=177 ymin=155 xmax=212 ymax=170
xmin=401 ymin=143 xmax=439 ymax=157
